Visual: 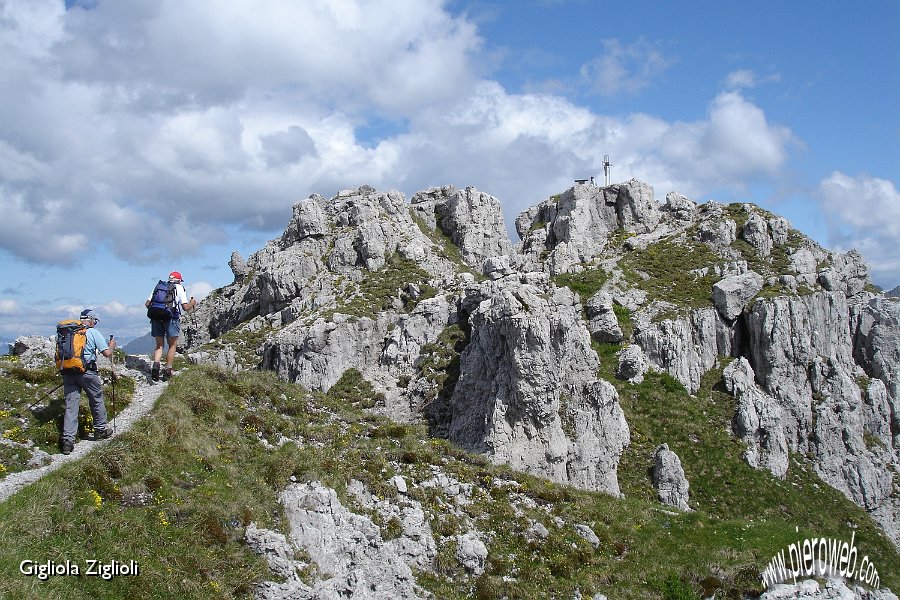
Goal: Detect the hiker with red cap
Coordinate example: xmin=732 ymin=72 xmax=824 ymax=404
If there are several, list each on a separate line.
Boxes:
xmin=145 ymin=271 xmax=197 ymax=382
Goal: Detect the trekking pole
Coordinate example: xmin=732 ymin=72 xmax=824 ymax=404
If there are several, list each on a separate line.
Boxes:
xmin=26 ymin=382 xmax=64 ymax=412
xmin=109 ymin=335 xmax=117 ymax=434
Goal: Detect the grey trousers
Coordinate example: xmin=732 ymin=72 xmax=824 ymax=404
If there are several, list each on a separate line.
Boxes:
xmin=61 ymin=370 xmax=108 ymax=443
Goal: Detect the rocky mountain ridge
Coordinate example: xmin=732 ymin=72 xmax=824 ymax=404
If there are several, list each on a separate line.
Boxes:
xmin=182 ymin=179 xmax=900 ymax=550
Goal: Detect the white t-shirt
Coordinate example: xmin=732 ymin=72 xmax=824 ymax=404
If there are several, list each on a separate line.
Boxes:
xmin=147 ymin=282 xmax=190 ymax=317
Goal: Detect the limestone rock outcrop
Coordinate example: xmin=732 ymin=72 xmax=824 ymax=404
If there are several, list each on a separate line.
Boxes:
xmin=723 ymin=358 xmax=789 ymax=478
xmin=516 ymin=179 xmax=661 ymax=275
xmin=585 ymin=291 xmax=624 ymax=343
xmin=249 ymin=481 xmax=434 ymax=600
xmin=447 ymin=276 xmax=630 ymax=495
xmin=651 ymin=443 xmax=691 ymax=511
xmin=177 ymin=177 xmax=899 ymax=550
xmin=8 ymin=335 xmax=53 ymax=369
xmin=410 ymin=185 xmax=512 ymax=272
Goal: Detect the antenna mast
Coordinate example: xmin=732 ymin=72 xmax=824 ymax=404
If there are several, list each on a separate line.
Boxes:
xmin=602 ymin=155 xmax=612 ymax=186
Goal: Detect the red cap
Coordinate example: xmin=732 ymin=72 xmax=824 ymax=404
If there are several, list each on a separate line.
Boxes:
xmin=169 ymin=271 xmax=183 ymax=282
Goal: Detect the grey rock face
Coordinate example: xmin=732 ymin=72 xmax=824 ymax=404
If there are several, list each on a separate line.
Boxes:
xmin=9 ymin=335 xmax=54 ymax=368
xmin=651 ymin=444 xmax=691 ymax=511
xmin=229 ymin=251 xmax=248 ymax=283
xmin=175 ymin=178 xmax=900 ymax=554
xmin=585 ymin=291 xmax=624 ymax=343
xmin=250 ymin=481 xmax=433 ymax=600
xmin=410 ymin=185 xmax=511 ymax=272
xmin=742 ymin=211 xmax=774 ymax=257
xmin=515 ymin=179 xmax=661 ymax=275
xmin=262 ymin=295 xmax=455 ymax=421
xmin=723 ymin=358 xmax=789 ymax=478
xmin=743 ymin=291 xmax=900 ymax=546
xmin=712 ymin=270 xmax=764 ymax=321
xmin=635 ymin=307 xmax=732 ymax=394
xmin=283 ymin=196 xmax=328 ymax=242
xmin=448 ymin=277 xmax=630 ymax=495
xmin=695 ymin=202 xmax=736 ymax=247
xmin=819 ymin=249 xmax=870 ymax=297
xmin=853 ymin=296 xmax=900 ymax=446
xmin=616 ymin=344 xmax=648 ymax=383
xmin=662 ymin=192 xmax=697 ymax=221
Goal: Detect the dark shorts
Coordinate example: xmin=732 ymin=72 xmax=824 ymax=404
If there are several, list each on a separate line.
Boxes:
xmin=151 ymin=318 xmax=181 ymax=339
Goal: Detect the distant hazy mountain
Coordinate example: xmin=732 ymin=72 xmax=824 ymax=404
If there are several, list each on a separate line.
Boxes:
xmin=123 ymin=332 xmax=157 ymax=355
xmin=887 ymin=285 xmax=900 ymax=298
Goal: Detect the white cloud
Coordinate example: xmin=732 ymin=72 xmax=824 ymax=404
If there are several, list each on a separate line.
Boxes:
xmin=819 ymin=172 xmax=900 ymax=287
xmin=0 ymin=0 xmax=482 ymax=266
xmin=579 ymin=37 xmax=675 ymax=96
xmin=659 ymin=92 xmax=796 ymax=188
xmin=0 ymin=1 xmax=796 ymax=272
xmin=187 ymin=281 xmax=214 ymax=301
xmin=723 ymin=69 xmax=781 ymax=90
xmin=724 ymin=69 xmax=756 ymax=89
xmin=0 ymin=299 xmax=19 ymax=315
xmin=390 ymin=84 xmax=796 ymax=229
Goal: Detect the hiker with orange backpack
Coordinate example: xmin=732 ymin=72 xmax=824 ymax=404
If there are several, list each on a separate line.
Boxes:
xmin=56 ymin=309 xmax=117 ymax=455
xmin=145 ymin=271 xmax=197 ymax=382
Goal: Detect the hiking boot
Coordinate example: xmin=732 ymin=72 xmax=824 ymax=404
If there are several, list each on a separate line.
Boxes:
xmin=94 ymin=427 xmax=112 ymax=441
xmin=61 ymin=440 xmax=74 ymax=455
xmin=162 ymin=367 xmax=173 ymax=382
xmin=151 ymin=362 xmax=160 ymax=382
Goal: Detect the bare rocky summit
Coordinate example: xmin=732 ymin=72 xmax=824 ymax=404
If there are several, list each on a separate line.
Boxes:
xmin=178 ymin=179 xmax=899 ymax=594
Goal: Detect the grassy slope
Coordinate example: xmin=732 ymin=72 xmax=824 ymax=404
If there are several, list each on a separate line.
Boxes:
xmin=0 ymin=361 xmax=896 ymax=600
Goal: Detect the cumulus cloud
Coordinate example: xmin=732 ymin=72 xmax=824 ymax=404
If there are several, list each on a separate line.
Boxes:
xmin=391 ymin=84 xmax=796 ymax=229
xmin=819 ymin=172 xmax=900 ymax=288
xmin=579 ymin=37 xmax=675 ymax=96
xmin=0 ymin=0 xmax=482 ymax=265
xmin=0 ymin=1 xmax=797 ymax=271
xmin=659 ymin=92 xmax=796 ymax=189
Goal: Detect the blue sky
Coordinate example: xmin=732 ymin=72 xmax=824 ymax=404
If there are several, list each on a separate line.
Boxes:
xmin=1 ymin=0 xmax=898 ymax=342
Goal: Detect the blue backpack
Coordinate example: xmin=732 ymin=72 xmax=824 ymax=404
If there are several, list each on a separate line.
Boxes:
xmin=147 ymin=280 xmax=178 ymax=321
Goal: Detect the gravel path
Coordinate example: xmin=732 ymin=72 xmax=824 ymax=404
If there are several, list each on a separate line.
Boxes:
xmin=0 ymin=363 xmax=166 ymax=503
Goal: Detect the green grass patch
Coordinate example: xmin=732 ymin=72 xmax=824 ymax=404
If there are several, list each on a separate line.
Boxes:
xmin=553 ymin=268 xmax=610 ymax=301
xmin=1 ymin=362 xmax=897 ymax=599
xmin=591 ymin=343 xmax=900 ymax=596
xmin=619 ymin=236 xmax=720 ymax=310
xmin=415 ymin=323 xmax=470 ymax=435
xmin=332 ymin=252 xmax=438 ymax=320
xmin=410 ymin=212 xmax=482 ymax=279
xmin=327 ymin=368 xmax=385 ymax=409
xmin=0 ymin=359 xmax=134 ymax=475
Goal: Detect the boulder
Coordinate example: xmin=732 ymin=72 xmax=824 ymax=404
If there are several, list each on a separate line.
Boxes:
xmin=455 ymin=532 xmax=488 ymax=575
xmin=712 ymin=271 xmax=764 ymax=320
xmin=651 ymin=444 xmax=691 ymax=511
xmin=585 ymin=291 xmax=624 ymax=343
xmin=616 ymin=344 xmax=648 ymax=383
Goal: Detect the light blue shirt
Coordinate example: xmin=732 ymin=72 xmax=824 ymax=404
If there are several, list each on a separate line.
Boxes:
xmin=82 ymin=327 xmax=109 ymax=364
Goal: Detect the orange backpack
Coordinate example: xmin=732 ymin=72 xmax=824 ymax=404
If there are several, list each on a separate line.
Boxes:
xmin=55 ymin=320 xmax=88 ymax=374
